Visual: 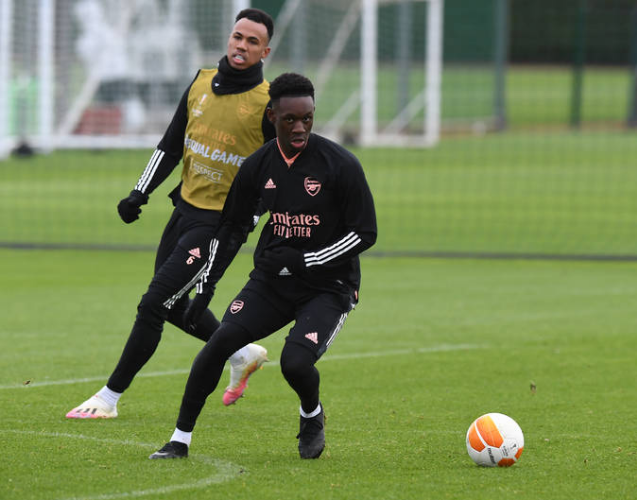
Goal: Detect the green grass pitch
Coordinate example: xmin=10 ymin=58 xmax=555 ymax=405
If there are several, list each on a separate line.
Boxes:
xmin=1 ymin=63 xmax=637 ymax=497
xmin=2 ymin=130 xmax=637 ymax=257
xmin=1 ymin=249 xmax=636 ymax=500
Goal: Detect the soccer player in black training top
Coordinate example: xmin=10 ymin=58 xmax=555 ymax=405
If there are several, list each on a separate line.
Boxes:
xmin=66 ymin=9 xmax=276 ymax=419
xmin=149 ymin=72 xmax=377 ymax=460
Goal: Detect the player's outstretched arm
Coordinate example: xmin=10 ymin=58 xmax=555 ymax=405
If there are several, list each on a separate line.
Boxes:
xmin=117 ymin=77 xmax=196 ymax=224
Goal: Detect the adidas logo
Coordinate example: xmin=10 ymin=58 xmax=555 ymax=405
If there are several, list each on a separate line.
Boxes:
xmin=265 ymin=178 xmax=277 ymax=189
xmin=305 ymin=332 xmax=318 ymax=344
xmin=186 ymin=247 xmax=201 ymax=265
xmin=279 ymin=267 xmax=292 ymax=276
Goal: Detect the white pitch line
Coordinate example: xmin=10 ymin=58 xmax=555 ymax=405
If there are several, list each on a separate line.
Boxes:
xmin=321 ymin=343 xmax=482 ymax=360
xmin=3 ymin=430 xmax=242 ymax=500
xmin=0 ymin=343 xmax=484 ymax=390
xmin=5 ymin=429 xmax=159 ymax=448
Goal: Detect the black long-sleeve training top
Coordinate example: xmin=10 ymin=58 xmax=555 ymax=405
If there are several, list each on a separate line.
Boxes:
xmin=202 ymin=133 xmax=378 ymax=295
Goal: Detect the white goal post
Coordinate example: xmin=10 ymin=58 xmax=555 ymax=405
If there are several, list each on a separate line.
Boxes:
xmin=0 ymin=0 xmax=443 ymax=158
xmin=0 ymin=0 xmax=250 ymax=158
xmin=360 ymin=0 xmax=443 ymax=147
xmin=266 ymin=0 xmax=444 ymax=148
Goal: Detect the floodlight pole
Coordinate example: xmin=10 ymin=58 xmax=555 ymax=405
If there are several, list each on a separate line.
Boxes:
xmin=360 ymin=0 xmax=378 ymax=146
xmin=493 ymin=0 xmax=509 ymax=131
xmin=425 ymin=0 xmax=443 ymax=147
xmin=397 ymin=0 xmax=412 ymax=115
xmin=0 ymin=0 xmax=13 ymax=159
xmin=570 ymin=0 xmax=587 ymax=129
xmin=233 ymin=0 xmax=250 ymax=14
xmin=627 ymin=6 xmax=637 ymax=128
xmin=38 ymin=0 xmax=55 ymax=153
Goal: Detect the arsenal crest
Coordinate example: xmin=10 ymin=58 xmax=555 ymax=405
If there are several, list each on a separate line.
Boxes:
xmin=229 ymin=300 xmax=244 ymax=314
xmin=304 ymin=177 xmax=321 ymax=196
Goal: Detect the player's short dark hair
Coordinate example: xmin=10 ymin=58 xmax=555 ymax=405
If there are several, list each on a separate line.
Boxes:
xmin=269 ymin=73 xmax=315 ymax=103
xmin=236 ymin=8 xmax=274 ymax=41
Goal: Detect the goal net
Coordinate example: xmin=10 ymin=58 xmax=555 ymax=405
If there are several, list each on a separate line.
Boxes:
xmin=0 ymin=0 xmax=247 ymax=157
xmin=1 ymin=0 xmax=458 ymax=157
xmin=2 ymin=0 xmax=635 ymax=260
xmin=262 ymin=0 xmax=444 ymax=147
xmin=266 ymin=0 xmax=506 ymax=145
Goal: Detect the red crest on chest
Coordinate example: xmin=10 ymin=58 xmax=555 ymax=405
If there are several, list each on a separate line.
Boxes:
xmin=304 ymin=177 xmax=321 ymax=196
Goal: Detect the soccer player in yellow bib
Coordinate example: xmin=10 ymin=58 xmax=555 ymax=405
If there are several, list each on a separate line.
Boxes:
xmin=66 ymin=9 xmax=275 ymax=419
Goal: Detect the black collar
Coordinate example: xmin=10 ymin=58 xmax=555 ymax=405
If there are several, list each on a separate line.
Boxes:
xmin=212 ymin=56 xmax=264 ymax=95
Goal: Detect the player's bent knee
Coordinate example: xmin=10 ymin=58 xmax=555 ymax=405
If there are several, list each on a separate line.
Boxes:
xmin=206 ymin=322 xmax=253 ymax=358
xmin=280 ymin=342 xmax=316 ymax=378
xmin=137 ymin=292 xmax=170 ymax=325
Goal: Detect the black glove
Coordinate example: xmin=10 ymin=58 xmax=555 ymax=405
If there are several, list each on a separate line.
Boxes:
xmin=117 ymin=190 xmax=148 ymax=224
xmin=183 ymin=289 xmax=214 ymax=333
xmin=255 ymin=246 xmax=306 ymax=276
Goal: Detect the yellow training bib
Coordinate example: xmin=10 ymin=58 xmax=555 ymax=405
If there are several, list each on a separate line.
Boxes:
xmin=180 ymin=69 xmax=270 ymax=211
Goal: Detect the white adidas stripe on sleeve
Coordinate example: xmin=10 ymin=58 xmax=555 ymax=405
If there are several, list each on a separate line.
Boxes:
xmin=304 ymin=232 xmax=362 ymax=267
xmin=196 ymin=238 xmax=219 ymax=293
xmin=135 ymin=149 xmax=165 ymax=193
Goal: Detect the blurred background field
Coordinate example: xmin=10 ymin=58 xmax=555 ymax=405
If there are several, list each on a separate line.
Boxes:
xmin=2 ymin=129 xmax=636 ymax=257
xmin=2 ymin=0 xmax=637 ymax=258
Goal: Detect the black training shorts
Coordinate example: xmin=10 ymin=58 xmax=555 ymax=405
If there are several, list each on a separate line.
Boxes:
xmin=221 ymin=277 xmax=355 ymax=359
